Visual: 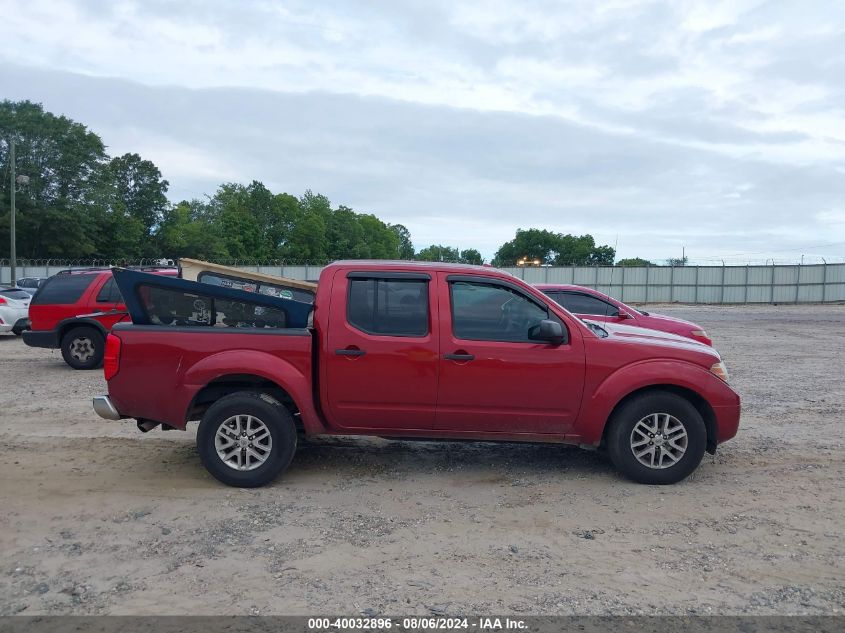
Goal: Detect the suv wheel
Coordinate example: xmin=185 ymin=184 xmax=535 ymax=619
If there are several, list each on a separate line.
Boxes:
xmin=197 ymin=392 xmax=297 ymax=487
xmin=60 ymin=326 xmax=105 ymax=370
xmin=606 ymin=391 xmax=707 ymax=485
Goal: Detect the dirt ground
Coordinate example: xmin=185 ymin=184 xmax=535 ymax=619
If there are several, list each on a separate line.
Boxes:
xmin=0 ymin=304 xmax=843 ymax=616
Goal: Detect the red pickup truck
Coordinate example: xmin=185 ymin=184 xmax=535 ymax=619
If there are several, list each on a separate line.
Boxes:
xmin=94 ymin=261 xmax=740 ymax=487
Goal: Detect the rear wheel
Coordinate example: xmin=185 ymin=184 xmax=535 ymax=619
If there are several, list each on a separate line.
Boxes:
xmin=60 ymin=326 xmax=104 ymax=370
xmin=606 ymin=391 xmax=706 ymax=485
xmin=197 ymin=392 xmax=297 ymax=487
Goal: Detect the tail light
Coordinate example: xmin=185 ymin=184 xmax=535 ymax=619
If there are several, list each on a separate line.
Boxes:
xmin=0 ymin=297 xmax=6 ymax=305
xmin=104 ymin=334 xmax=122 ymax=380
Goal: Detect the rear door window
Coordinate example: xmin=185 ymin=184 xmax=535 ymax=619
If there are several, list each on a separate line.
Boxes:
xmin=347 ymin=278 xmax=429 ymax=337
xmin=31 ymin=274 xmax=96 ymax=305
xmin=96 ymin=278 xmax=123 ymax=303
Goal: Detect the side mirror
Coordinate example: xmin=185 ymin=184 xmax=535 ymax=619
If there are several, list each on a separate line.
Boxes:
xmin=617 ymin=309 xmax=633 ymax=319
xmin=529 ymin=319 xmax=566 ymax=345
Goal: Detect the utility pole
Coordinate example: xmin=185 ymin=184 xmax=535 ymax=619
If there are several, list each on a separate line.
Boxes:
xmin=9 ymin=136 xmax=15 ymax=286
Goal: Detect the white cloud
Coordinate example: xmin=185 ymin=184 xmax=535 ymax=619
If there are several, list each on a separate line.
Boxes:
xmin=1 ymin=0 xmax=844 ymax=261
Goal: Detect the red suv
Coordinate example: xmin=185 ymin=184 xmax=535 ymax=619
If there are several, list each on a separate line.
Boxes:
xmin=23 ymin=267 xmax=177 ymax=369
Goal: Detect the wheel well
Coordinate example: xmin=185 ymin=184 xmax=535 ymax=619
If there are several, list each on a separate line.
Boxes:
xmin=58 ymin=319 xmax=106 ymax=343
xmin=187 ymin=374 xmax=302 ymax=430
xmin=601 ymin=385 xmax=718 ymax=454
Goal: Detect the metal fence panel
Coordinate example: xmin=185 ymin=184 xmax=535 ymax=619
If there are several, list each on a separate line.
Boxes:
xmin=2 ymin=261 xmax=844 ymax=304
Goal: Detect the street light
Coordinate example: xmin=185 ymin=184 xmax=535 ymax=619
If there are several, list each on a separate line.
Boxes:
xmin=8 ymin=137 xmax=27 ymax=286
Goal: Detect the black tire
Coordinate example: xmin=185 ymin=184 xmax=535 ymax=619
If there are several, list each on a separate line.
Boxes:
xmin=197 ymin=392 xmax=297 ymax=487
xmin=60 ymin=326 xmax=105 ymax=370
xmin=12 ymin=327 xmax=23 ymax=336
xmin=606 ymin=391 xmax=707 ymax=485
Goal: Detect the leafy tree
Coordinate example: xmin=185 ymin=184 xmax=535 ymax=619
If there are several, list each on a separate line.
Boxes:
xmin=389 ymin=223 xmax=415 ymax=259
xmin=1 ymin=100 xmax=107 ymax=258
xmin=460 ymin=248 xmax=483 ymax=265
xmin=492 ymin=228 xmax=615 ymax=266
xmin=417 ymin=244 xmax=461 ymax=262
xmin=616 ymin=257 xmax=655 ymax=267
xmin=105 ymin=153 xmax=169 ymax=233
xmin=587 ymin=245 xmax=616 ymax=266
xmin=299 ymin=189 xmax=332 ymax=220
xmin=275 ymin=193 xmax=328 ymax=261
xmin=492 ymin=229 xmax=562 ymax=266
xmin=326 ymin=205 xmax=366 ymax=259
xmin=156 ymin=200 xmax=227 ymax=260
xmin=667 ymin=256 xmax=689 ymax=267
xmin=357 ymin=213 xmax=399 ymax=259
xmin=269 ymin=192 xmax=304 ymax=256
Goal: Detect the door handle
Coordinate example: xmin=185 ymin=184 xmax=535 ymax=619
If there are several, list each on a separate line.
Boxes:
xmin=444 ymin=353 xmax=475 ymax=361
xmin=336 ymin=348 xmax=366 ymax=357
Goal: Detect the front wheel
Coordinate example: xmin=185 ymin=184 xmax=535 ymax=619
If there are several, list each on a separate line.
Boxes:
xmin=606 ymin=391 xmax=707 ymax=485
xmin=197 ymin=392 xmax=297 ymax=487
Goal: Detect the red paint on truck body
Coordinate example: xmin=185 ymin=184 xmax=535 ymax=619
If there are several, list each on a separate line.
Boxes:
xmin=105 ymin=261 xmax=740 ymax=450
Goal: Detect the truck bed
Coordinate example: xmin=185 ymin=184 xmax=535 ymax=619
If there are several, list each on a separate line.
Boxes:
xmin=107 ymin=324 xmax=313 ymax=430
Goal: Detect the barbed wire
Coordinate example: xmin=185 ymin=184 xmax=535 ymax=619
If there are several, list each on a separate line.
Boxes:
xmin=0 ymin=258 xmax=333 ymax=268
xmin=1 ymin=256 xmax=844 ymax=269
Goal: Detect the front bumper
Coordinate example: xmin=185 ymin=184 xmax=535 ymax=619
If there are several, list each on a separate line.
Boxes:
xmin=22 ymin=328 xmax=59 ymax=349
xmin=714 ymin=401 xmax=741 ymax=444
xmin=93 ymin=395 xmax=124 ymax=421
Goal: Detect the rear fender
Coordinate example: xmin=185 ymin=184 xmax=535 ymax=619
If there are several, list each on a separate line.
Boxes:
xmin=575 ymin=360 xmax=720 ymax=446
xmin=182 ymin=349 xmax=325 ymax=434
xmin=57 ymin=317 xmax=108 ymax=340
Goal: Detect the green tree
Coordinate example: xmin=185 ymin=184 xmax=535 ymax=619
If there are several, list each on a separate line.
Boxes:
xmin=460 ymin=248 xmax=483 ymax=265
xmin=417 ymin=244 xmax=461 ymax=262
xmin=587 ymin=244 xmax=616 ymax=266
xmin=271 ymin=189 xmax=330 ymax=261
xmin=1 ymin=100 xmax=108 ymax=258
xmin=155 ymin=200 xmax=227 ymax=260
xmin=492 ymin=228 xmax=615 ymax=266
xmin=389 ymin=223 xmax=415 ymax=259
xmin=357 ymin=213 xmax=399 ymax=259
xmin=204 ymin=183 xmax=266 ymax=259
xmin=616 ymin=257 xmax=655 ymax=267
xmin=492 ymin=229 xmax=562 ymax=266
xmin=105 ymin=153 xmax=169 ymax=233
xmin=325 ymin=205 xmax=366 ymax=259
xmin=667 ymin=256 xmax=688 ymax=266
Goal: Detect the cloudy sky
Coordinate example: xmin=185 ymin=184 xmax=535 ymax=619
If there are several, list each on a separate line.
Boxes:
xmin=2 ymin=0 xmax=845 ymax=263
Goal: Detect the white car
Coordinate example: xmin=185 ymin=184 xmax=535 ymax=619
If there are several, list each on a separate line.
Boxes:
xmin=0 ymin=288 xmax=31 ymax=336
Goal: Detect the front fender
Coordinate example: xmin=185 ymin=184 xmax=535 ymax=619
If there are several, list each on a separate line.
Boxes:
xmin=574 ymin=359 xmax=729 ymax=446
xmin=182 ymin=349 xmax=324 ymax=434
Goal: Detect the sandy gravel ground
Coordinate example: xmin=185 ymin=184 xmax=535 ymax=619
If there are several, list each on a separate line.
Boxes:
xmin=0 ymin=304 xmax=843 ymax=616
